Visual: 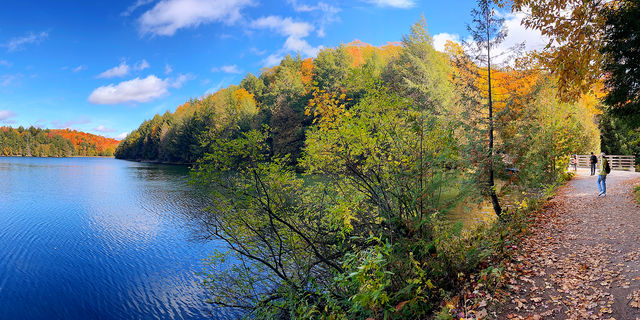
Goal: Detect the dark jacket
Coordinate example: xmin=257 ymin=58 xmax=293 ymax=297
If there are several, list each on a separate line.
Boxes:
xmin=590 ymin=155 xmax=598 ymax=164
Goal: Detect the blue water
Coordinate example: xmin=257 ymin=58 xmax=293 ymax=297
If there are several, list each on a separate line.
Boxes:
xmin=0 ymin=157 xmax=223 ymax=320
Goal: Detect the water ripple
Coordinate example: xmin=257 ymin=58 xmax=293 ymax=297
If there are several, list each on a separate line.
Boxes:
xmin=0 ymin=157 xmax=218 ymax=320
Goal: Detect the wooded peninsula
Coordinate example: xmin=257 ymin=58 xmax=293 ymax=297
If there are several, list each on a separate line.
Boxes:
xmin=0 ymin=127 xmax=120 ymax=157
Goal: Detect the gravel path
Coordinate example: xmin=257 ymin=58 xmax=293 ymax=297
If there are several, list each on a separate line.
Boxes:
xmin=496 ymin=168 xmax=640 ymax=319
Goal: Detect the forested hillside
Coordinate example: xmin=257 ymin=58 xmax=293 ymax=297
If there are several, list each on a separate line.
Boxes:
xmin=115 ymin=36 xmax=600 ymax=167
xmin=116 ymin=14 xmax=605 ymax=318
xmin=114 ymin=40 xmax=404 ymax=163
xmin=0 ymin=127 xmax=119 ymax=157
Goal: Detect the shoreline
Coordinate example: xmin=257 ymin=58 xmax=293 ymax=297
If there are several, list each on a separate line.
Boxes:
xmin=118 ymin=158 xmax=193 ymax=166
xmin=0 ymin=155 xmax=115 ymax=159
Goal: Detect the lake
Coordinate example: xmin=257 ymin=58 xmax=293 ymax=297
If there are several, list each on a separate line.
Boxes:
xmin=0 ymin=157 xmax=226 ymax=320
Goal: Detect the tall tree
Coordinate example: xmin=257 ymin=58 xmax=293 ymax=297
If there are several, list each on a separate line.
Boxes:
xmin=503 ymin=0 xmax=620 ymax=101
xmin=383 ymin=18 xmax=455 ymax=116
xmin=600 ymin=0 xmax=640 ymax=159
xmin=468 ymin=0 xmax=506 ymax=218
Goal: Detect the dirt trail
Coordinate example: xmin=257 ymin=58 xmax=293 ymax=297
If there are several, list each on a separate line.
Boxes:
xmin=496 ymin=168 xmax=640 ymax=320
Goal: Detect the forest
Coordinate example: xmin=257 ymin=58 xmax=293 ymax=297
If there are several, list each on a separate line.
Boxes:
xmin=116 ymin=0 xmax=638 ymax=318
xmin=0 ymin=126 xmax=120 ymax=157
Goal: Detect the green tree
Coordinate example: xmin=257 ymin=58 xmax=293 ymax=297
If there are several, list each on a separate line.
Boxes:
xmin=467 ymin=0 xmax=507 ymax=218
xmin=313 ymin=46 xmax=352 ymax=92
xmin=195 ymin=83 xmax=461 ymax=318
xmin=383 ymin=17 xmax=455 ymax=116
xmin=600 ymin=0 xmax=640 ymax=160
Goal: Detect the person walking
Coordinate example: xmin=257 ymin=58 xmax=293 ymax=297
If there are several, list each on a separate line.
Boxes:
xmin=572 ymin=154 xmax=578 ymax=172
xmin=590 ymin=152 xmax=598 ymax=176
xmin=598 ymin=152 xmax=610 ymax=197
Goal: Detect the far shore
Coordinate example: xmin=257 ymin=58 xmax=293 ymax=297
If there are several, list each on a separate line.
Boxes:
xmin=0 ymin=155 xmax=115 ymax=159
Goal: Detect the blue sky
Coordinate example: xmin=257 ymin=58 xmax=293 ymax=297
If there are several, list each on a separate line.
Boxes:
xmin=0 ymin=0 xmax=542 ymax=139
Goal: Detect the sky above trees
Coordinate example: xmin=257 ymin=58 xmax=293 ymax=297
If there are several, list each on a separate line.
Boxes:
xmin=0 ymin=0 xmax=544 ymax=139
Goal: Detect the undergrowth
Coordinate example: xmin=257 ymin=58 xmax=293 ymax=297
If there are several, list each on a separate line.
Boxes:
xmin=432 ymin=171 xmax=574 ymax=319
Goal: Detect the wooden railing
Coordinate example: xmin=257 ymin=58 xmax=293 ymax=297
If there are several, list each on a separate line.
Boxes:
xmin=572 ymin=155 xmax=636 ymax=171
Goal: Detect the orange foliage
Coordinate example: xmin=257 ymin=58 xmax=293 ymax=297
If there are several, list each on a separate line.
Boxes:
xmin=477 ymin=68 xmax=541 ymax=114
xmin=50 ymin=129 xmax=120 ymax=155
xmin=174 ymin=102 xmax=191 ymax=116
xmin=343 ymin=40 xmax=403 ymax=68
xmin=300 ymin=58 xmax=314 ymax=85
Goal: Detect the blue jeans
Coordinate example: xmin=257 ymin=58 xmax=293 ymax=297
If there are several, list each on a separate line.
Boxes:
xmin=597 ymin=175 xmax=607 ymax=195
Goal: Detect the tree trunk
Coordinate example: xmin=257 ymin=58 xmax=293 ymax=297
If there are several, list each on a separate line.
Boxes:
xmin=486 ymin=14 xmax=503 ymax=219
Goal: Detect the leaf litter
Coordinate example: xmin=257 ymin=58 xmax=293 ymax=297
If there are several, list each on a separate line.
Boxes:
xmin=491 ymin=170 xmax=640 ymax=319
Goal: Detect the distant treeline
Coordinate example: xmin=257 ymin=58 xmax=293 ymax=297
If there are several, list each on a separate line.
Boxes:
xmin=0 ymin=126 xmax=120 ymax=157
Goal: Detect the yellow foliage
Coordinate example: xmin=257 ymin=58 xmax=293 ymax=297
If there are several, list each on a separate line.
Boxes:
xmin=476 ymin=67 xmax=540 ymax=114
xmin=305 ymin=87 xmax=349 ymax=129
xmin=577 ymin=81 xmax=605 ymax=116
xmin=232 ymin=88 xmax=257 ymax=113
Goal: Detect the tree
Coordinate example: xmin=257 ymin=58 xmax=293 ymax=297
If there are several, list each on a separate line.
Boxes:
xmin=601 ymin=0 xmax=640 ymax=122
xmin=383 ymin=17 xmax=455 ymax=116
xmin=598 ymin=0 xmax=640 ymax=161
xmin=467 ymin=0 xmax=507 ymax=218
xmin=504 ymin=0 xmax=620 ymax=101
xmin=313 ymin=46 xmax=352 ymax=92
xmin=195 ymin=84 xmax=461 ymax=319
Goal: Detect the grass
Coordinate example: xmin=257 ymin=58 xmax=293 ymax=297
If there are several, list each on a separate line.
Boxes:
xmin=634 ymin=185 xmax=640 ymax=204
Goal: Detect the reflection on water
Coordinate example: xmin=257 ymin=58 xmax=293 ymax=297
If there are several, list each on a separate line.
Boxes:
xmin=447 ymin=180 xmax=524 ymax=228
xmin=0 ymin=157 xmax=223 ymax=320
xmin=449 ymin=200 xmax=498 ymax=227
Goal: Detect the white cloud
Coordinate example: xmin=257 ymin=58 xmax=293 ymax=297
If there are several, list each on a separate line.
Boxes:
xmin=287 ymin=0 xmax=315 ymax=12
xmin=138 ymin=0 xmax=253 ymax=36
xmin=287 ymin=1 xmax=340 ymax=37
xmin=284 ymin=37 xmax=322 ymax=57
xmin=97 ymin=61 xmax=130 ymax=78
xmin=362 ymin=0 xmax=415 ymax=8
xmin=432 ymin=33 xmax=461 ymax=52
xmin=89 ymin=75 xmax=167 ymax=104
xmin=4 ymin=31 xmax=48 ymax=52
xmin=0 ymin=110 xmax=17 ymax=122
xmin=97 ymin=59 xmax=148 ymax=78
xmin=122 ymin=0 xmax=155 ymax=17
xmin=252 ymin=16 xmax=314 ymax=38
xmin=432 ymin=12 xmax=548 ymax=65
xmin=135 ymin=59 xmax=150 ymax=71
xmin=94 ymin=125 xmax=116 ymax=133
xmin=115 ymin=132 xmax=129 ymax=140
xmin=0 ymin=60 xmax=12 ymax=67
xmin=263 ymin=54 xmax=284 ymax=67
xmin=165 ymin=63 xmax=173 ymax=74
xmin=212 ymin=64 xmax=241 ymax=74
xmin=171 ymin=73 xmax=192 ymax=88
xmin=88 ymin=75 xmax=190 ymax=104
xmin=251 ymin=16 xmax=322 ymax=66
xmin=501 ymin=12 xmax=547 ymax=53
xmin=73 ymin=65 xmax=87 ymax=73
